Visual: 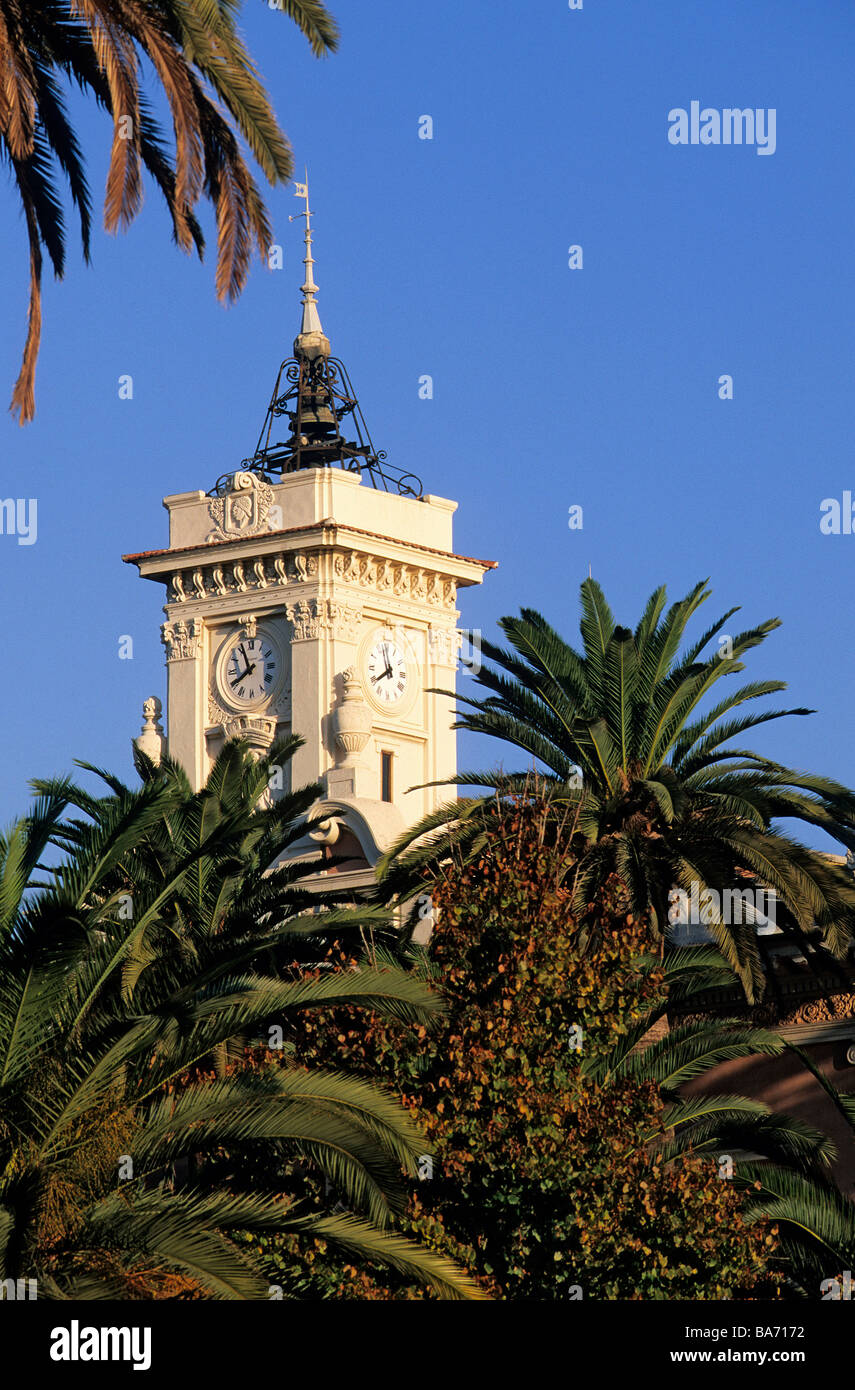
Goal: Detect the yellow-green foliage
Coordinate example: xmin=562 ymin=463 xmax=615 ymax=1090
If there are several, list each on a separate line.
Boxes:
xmin=291 ymin=798 xmax=781 ymax=1299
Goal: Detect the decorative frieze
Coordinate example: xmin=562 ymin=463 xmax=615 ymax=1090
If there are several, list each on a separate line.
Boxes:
xmin=328 ymin=601 xmax=362 ymax=641
xmin=169 ymin=551 xmax=318 ymax=603
xmin=774 ymin=994 xmax=855 ymax=1028
xmin=167 ymin=547 xmax=455 ymax=610
xmin=285 ymin=598 xmax=361 ymax=642
xmin=284 ymin=599 xmax=319 ymax=642
xmin=679 ymin=992 xmax=855 ymax=1032
xmin=333 ymin=551 xmax=369 ymax=585
xmin=332 ymin=550 xmax=454 ymax=608
xmin=161 ymin=617 xmax=203 ymax=661
xmin=426 ymin=624 xmax=460 ymax=666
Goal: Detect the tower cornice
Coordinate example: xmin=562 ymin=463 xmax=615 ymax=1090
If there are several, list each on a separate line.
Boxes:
xmin=123 ymin=520 xmax=497 ymax=587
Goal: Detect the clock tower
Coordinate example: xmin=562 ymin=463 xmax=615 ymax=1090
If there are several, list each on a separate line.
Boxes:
xmin=124 ymin=185 xmax=494 ymax=878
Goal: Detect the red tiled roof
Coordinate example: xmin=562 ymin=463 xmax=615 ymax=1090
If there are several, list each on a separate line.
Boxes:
xmin=123 ymin=518 xmax=497 ymax=570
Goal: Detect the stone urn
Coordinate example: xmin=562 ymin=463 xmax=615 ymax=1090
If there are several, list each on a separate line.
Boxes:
xmin=331 ymin=668 xmax=372 ymax=761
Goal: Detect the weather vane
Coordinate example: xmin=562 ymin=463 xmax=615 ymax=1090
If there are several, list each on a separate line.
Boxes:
xmin=289 ymin=168 xmax=311 ymax=234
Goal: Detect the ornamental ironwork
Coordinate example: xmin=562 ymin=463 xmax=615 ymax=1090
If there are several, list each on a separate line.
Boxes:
xmin=209 ymin=354 xmax=423 ymax=500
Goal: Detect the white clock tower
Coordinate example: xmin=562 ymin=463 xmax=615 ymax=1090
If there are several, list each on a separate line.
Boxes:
xmin=124 ymin=185 xmax=494 ymax=879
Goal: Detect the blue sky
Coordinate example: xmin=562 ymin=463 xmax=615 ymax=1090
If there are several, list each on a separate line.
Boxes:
xmin=0 ymin=0 xmax=853 ymax=847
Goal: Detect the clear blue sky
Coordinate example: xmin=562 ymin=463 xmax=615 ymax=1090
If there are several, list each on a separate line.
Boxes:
xmin=0 ymin=0 xmax=853 ymax=848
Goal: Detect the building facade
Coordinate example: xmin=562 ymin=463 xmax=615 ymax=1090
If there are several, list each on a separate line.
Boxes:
xmin=124 ymin=186 xmax=494 ymax=884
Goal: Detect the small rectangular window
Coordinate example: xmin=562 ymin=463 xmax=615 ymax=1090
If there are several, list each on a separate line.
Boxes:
xmin=381 ymin=751 xmax=393 ymax=803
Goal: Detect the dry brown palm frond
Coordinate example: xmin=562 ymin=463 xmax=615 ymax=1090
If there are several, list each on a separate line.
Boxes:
xmin=69 ymin=0 xmax=142 ymax=230
xmin=0 ymin=4 xmax=37 ymax=159
xmin=111 ymin=0 xmax=204 ymax=239
xmin=197 ymin=95 xmax=271 ymax=301
xmin=9 ymin=175 xmax=43 ymax=424
xmin=212 ymin=148 xmax=255 ymax=302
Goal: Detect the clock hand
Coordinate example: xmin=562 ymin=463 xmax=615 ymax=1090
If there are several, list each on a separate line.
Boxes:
xmin=238 ymin=645 xmax=258 ymax=676
xmin=231 ymin=660 xmax=257 ymax=687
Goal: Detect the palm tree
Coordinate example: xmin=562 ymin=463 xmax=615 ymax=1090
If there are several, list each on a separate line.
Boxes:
xmin=0 ymin=742 xmax=483 ymax=1298
xmin=34 ymin=735 xmax=403 ymax=1008
xmin=737 ymin=1046 xmax=855 ymax=1296
xmin=587 ymin=944 xmax=855 ymax=1297
xmin=595 ymin=945 xmax=835 ymax=1175
xmin=380 ymin=579 xmax=855 ymax=1000
xmin=1 ymin=0 xmax=338 ymax=422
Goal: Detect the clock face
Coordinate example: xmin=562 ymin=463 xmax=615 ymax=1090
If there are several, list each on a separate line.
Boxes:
xmin=366 ymin=636 xmax=408 ymax=705
xmin=222 ymin=636 xmax=279 ymax=706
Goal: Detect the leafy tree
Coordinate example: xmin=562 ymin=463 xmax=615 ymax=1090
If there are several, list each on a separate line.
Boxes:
xmin=0 ymin=740 xmax=481 ymax=1298
xmin=291 ymin=797 xmax=830 ymax=1299
xmin=381 ymin=580 xmax=855 ymax=1001
xmin=0 ymin=0 xmax=338 ymax=421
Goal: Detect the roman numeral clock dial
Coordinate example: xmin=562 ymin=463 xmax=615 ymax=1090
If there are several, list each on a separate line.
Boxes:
xmin=217 ymin=633 xmax=281 ymax=709
xmin=366 ymin=636 xmax=408 ymax=706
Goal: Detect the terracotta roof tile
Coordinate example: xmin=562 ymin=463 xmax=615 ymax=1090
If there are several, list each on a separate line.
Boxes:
xmin=123 ymin=518 xmax=497 ymax=571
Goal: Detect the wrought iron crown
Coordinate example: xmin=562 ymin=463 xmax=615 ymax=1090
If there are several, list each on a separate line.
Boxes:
xmin=210 ymin=353 xmax=423 ymax=500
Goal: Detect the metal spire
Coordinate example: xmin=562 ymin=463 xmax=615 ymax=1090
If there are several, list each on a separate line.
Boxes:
xmin=208 ymin=171 xmax=422 ymax=496
xmin=289 ymin=171 xmax=330 ymax=359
